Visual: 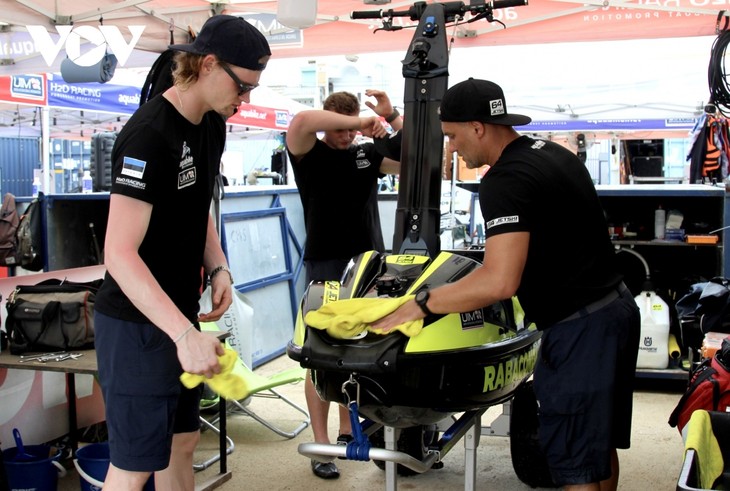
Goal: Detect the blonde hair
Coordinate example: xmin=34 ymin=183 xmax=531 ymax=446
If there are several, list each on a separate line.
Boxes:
xmin=171 ymin=51 xmax=207 ymax=89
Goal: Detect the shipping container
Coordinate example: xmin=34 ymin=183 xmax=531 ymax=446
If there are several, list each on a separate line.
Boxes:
xmin=0 ymin=137 xmax=40 ymax=197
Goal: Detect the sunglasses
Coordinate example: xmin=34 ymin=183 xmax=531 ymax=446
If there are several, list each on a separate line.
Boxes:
xmin=219 ymin=62 xmax=258 ymax=96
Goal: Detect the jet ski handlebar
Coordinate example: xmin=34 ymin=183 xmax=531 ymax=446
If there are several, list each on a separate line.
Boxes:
xmin=351 ymin=0 xmax=528 ymax=22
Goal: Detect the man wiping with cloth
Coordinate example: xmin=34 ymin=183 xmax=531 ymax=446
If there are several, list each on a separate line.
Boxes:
xmin=304 ymin=295 xmax=423 ymax=339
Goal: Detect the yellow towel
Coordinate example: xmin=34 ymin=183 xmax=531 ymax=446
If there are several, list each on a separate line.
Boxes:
xmin=180 ymin=346 xmax=250 ymax=400
xmin=685 ymin=410 xmax=724 ymax=489
xmin=304 ymin=295 xmax=423 ymax=339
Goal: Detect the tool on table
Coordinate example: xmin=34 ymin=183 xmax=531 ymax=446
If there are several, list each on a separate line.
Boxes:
xmin=17 ymin=352 xmax=83 ymax=363
xmin=18 ymin=352 xmax=68 ymax=362
xmin=48 ymin=353 xmax=84 ymax=362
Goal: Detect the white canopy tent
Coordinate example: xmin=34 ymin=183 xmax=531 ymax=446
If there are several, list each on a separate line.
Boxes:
xmin=0 ymin=0 xmax=719 ymax=135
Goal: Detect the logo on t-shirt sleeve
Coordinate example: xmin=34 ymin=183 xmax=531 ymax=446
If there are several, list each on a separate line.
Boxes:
xmin=121 ymin=156 xmax=146 ymax=179
xmin=486 ymin=215 xmax=519 ymax=229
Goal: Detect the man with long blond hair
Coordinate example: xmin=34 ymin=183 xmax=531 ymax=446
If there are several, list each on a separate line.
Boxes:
xmin=93 ymin=16 xmax=270 ymax=491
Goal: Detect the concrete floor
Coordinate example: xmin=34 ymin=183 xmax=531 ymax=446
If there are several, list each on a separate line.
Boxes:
xmin=55 ymin=355 xmax=689 ymax=491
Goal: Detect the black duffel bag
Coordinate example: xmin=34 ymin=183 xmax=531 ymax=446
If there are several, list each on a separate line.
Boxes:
xmin=5 ymin=278 xmax=102 ymax=354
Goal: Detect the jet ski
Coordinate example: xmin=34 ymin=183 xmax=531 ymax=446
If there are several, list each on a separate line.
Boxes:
xmin=287 ymin=250 xmax=541 ymax=429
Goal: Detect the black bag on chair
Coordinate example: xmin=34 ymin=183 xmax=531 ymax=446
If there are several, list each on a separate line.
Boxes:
xmin=675 ymin=278 xmax=730 ymax=357
xmin=5 ymin=278 xmax=102 ymax=354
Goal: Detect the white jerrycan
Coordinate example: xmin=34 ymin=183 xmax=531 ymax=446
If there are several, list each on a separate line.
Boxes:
xmin=635 ymin=290 xmax=670 ymax=369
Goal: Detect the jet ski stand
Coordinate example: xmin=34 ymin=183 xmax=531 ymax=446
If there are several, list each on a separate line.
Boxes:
xmin=298 ymin=373 xmax=491 ymax=491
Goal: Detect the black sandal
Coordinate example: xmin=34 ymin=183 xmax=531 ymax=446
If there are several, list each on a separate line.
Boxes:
xmin=310 ymin=459 xmax=340 ymax=479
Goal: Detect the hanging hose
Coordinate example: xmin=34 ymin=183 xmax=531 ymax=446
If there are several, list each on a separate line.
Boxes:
xmin=615 ymin=245 xmax=653 ymax=292
xmin=615 ymin=246 xmax=650 ymax=280
xmin=708 ymin=11 xmax=730 ymax=116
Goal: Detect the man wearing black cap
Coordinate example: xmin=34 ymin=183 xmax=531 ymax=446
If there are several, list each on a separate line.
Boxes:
xmin=371 ymin=79 xmax=640 ymax=491
xmin=287 ymin=89 xmax=402 ymax=479
xmin=93 ymin=15 xmax=270 ymax=491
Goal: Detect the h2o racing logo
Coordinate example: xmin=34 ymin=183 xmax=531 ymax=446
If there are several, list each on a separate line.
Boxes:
xmin=27 ymin=25 xmax=145 ymax=67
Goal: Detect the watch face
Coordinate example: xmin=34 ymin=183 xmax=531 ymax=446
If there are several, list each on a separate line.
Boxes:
xmin=415 ymin=290 xmax=431 ymax=315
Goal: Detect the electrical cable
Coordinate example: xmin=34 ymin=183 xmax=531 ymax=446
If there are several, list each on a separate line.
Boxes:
xmin=708 ymin=11 xmax=730 ymax=116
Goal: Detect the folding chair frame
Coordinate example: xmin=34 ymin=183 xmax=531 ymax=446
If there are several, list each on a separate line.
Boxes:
xmin=193 ymin=365 xmax=310 ymax=471
xmin=194 ymin=412 xmax=235 ymax=472
xmin=227 ymin=387 xmax=310 ymax=439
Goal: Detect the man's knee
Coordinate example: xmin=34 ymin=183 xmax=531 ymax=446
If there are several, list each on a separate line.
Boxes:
xmin=172 ymin=431 xmax=200 ymax=456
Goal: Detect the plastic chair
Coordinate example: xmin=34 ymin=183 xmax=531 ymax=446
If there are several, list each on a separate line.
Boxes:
xmin=194 ymin=322 xmax=310 ymax=471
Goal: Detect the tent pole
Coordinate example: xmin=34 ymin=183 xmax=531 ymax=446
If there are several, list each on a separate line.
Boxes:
xmin=41 ymin=106 xmax=50 ymax=194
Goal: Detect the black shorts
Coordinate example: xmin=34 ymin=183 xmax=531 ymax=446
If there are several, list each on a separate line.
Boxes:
xmin=95 ymin=311 xmax=203 ymax=472
xmin=533 ymin=287 xmax=640 ymax=486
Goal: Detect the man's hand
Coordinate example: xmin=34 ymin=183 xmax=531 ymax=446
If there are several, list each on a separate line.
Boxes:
xmin=360 ymin=116 xmax=388 ymax=139
xmin=198 ymin=274 xmax=233 ymax=322
xmin=370 ymin=299 xmax=425 ymax=333
xmin=364 ymin=89 xmax=394 ymax=119
xmin=176 ymin=329 xmax=225 ymax=378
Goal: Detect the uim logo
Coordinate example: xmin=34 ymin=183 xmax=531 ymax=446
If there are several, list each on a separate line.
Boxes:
xmin=11 ymin=75 xmax=44 ymax=99
xmin=27 ymin=25 xmax=145 ymax=67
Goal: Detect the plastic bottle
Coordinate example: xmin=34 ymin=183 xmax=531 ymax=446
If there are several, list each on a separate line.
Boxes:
xmin=82 ymin=171 xmax=92 ymax=194
xmin=635 ymin=290 xmax=670 ymax=369
xmin=32 ymin=177 xmax=40 ymax=197
xmin=654 ymin=205 xmax=666 ymax=240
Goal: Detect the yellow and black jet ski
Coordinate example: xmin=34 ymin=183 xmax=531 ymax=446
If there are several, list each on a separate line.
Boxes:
xmin=287 ymin=250 xmax=541 ymax=428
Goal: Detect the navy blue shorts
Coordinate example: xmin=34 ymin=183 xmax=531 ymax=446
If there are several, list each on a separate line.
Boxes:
xmin=533 ymin=286 xmax=640 ymax=486
xmin=95 ymin=311 xmax=203 ymax=472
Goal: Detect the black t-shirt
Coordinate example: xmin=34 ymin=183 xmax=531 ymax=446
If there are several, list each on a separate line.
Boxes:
xmin=95 ymin=95 xmax=225 ymax=323
xmin=479 ymin=135 xmax=621 ymax=327
xmin=289 ymin=139 xmax=385 ymax=261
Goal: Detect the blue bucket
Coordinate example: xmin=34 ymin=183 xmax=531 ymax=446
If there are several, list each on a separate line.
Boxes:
xmin=74 ymin=443 xmax=154 ymax=491
xmin=2 ymin=444 xmax=65 ymax=491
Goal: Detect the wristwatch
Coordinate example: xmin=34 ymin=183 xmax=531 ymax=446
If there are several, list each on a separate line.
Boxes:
xmin=415 ymin=290 xmax=433 ymax=316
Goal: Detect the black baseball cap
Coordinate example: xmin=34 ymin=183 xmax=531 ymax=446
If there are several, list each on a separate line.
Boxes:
xmin=439 ymin=78 xmax=531 ymax=126
xmin=169 ymin=15 xmax=271 ymax=71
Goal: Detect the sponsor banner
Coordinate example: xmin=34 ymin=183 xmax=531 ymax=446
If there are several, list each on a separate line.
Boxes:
xmin=46 ymin=73 xmax=140 ymax=114
xmin=0 ymin=74 xmax=293 ymax=131
xmin=473 ymin=0 xmax=717 ymax=46
xmin=0 ymin=74 xmax=47 ymax=105
xmin=522 ymin=118 xmax=698 ymax=132
xmin=228 ymin=103 xmax=292 ymax=130
xmin=245 ymin=13 xmax=304 ymax=49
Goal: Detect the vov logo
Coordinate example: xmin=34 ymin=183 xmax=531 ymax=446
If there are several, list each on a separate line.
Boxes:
xmin=27 ymin=25 xmax=145 ymax=67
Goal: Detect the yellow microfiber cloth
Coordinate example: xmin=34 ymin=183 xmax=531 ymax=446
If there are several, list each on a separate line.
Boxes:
xmin=180 ymin=346 xmax=250 ymax=400
xmin=685 ymin=410 xmax=724 ymax=489
xmin=303 ymin=295 xmax=423 ymax=339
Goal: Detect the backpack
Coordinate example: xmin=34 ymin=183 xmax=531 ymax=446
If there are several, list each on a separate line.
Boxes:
xmin=669 ymin=337 xmax=730 ymax=433
xmin=16 ymin=193 xmax=43 ymax=271
xmin=0 ymin=193 xmax=20 ymax=266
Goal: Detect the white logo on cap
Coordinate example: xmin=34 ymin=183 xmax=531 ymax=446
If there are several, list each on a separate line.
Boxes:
xmin=490 ymin=99 xmax=505 ymax=117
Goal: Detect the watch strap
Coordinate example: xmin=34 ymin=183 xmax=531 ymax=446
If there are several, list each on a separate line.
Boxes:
xmin=416 ymin=291 xmax=433 ymax=316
